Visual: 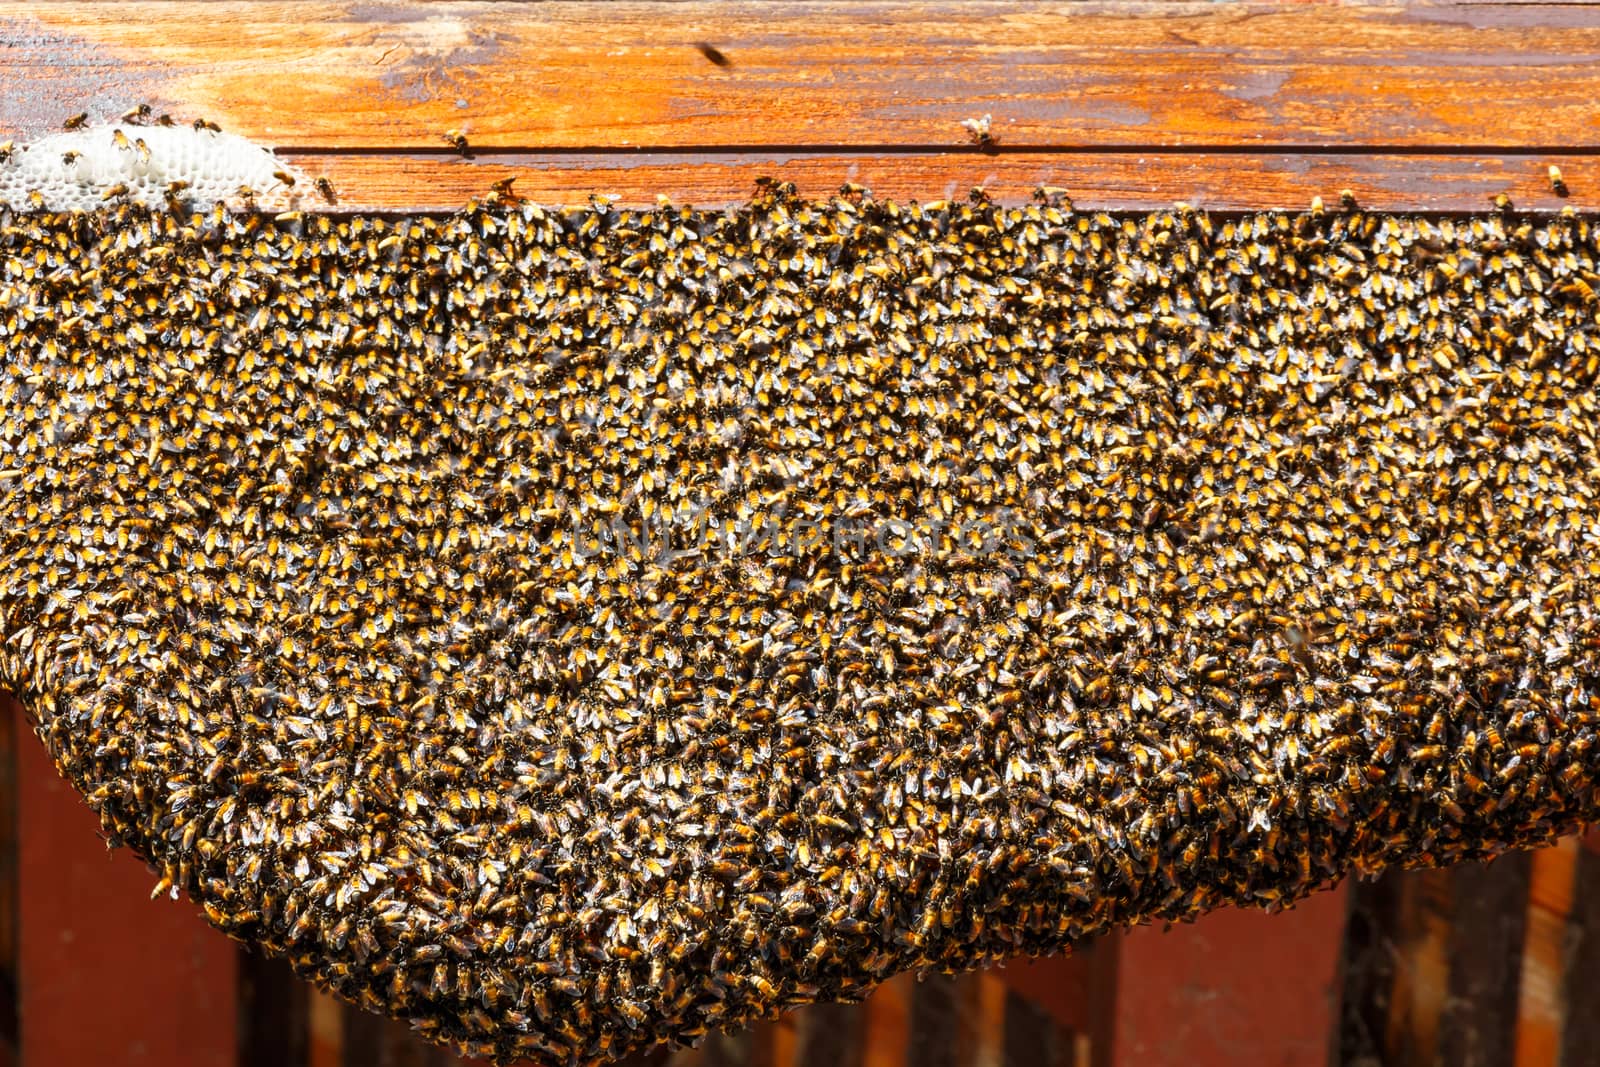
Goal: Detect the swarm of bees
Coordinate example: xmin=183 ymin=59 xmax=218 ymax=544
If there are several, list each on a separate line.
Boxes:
xmin=2 ymin=184 xmax=1600 ymax=1065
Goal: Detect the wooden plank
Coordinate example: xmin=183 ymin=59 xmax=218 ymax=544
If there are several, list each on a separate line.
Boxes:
xmin=1003 ymin=988 xmax=1063 ymax=1067
xmin=997 ymin=950 xmax=1092 ymax=1037
xmin=12 ymin=697 xmax=238 ymax=1067
xmin=5 ymin=1 xmax=1600 ymax=153
xmin=310 ymin=988 xmax=344 ymax=1067
xmin=907 ymin=975 xmax=964 ymax=1067
xmin=1513 ymin=838 xmax=1579 ymax=1067
xmin=794 ymin=1001 xmax=865 ymax=1067
xmin=1337 ymin=871 xmax=1402 ymax=1067
xmin=291 ymin=150 xmax=1600 ymax=212
xmin=974 ymin=971 xmax=1007 ymax=1067
xmin=238 ymin=950 xmax=309 ymax=1067
xmin=1435 ymin=854 xmax=1532 ymax=1067
xmin=860 ymin=973 xmax=913 ymax=1067
xmin=1383 ymin=868 xmax=1452 ymax=1066
xmin=1558 ymin=839 xmax=1600 ymax=1067
xmin=1112 ymin=883 xmax=1347 ymax=1067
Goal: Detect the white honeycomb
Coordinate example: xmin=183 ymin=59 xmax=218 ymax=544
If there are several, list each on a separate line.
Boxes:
xmin=0 ymin=125 xmax=307 ymax=212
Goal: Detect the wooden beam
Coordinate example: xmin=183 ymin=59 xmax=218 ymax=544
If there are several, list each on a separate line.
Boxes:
xmin=1435 ymin=854 xmax=1532 ymax=1067
xmin=1 ymin=3 xmax=1599 ymax=210
xmin=287 ymin=150 xmax=1600 ymax=213
xmin=1513 ymin=838 xmax=1580 ymax=1067
xmin=1558 ymin=836 xmax=1600 ymax=1067
xmin=5 ymin=2 xmax=1600 ymax=152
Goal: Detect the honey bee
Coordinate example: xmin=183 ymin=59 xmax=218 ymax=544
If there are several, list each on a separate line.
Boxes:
xmin=443 ymin=129 xmax=471 ymax=156
xmin=63 ymin=111 xmax=88 ymax=130
xmin=121 ymin=103 xmax=152 ymax=125
xmin=695 ymin=42 xmax=731 ymax=67
xmin=1550 ymin=164 xmax=1568 ymax=197
xmin=960 ymin=113 xmax=994 ymax=148
xmin=489 ymin=176 xmax=520 ymax=203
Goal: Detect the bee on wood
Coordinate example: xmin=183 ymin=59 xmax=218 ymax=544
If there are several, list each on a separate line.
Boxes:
xmin=443 ymin=129 xmax=471 ymax=157
xmin=63 ymin=111 xmax=88 ymax=130
xmin=1549 ymin=164 xmax=1568 ymax=197
xmin=960 ymin=113 xmax=997 ymax=153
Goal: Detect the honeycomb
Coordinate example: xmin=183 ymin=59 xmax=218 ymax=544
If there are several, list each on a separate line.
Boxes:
xmin=0 ymin=124 xmax=303 ymax=212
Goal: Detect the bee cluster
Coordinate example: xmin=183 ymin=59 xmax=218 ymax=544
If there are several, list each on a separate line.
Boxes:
xmin=2 ymin=181 xmax=1600 ymax=1065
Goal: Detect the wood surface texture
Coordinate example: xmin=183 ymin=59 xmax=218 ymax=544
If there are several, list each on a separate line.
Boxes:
xmin=0 ymin=1 xmax=1596 ymax=209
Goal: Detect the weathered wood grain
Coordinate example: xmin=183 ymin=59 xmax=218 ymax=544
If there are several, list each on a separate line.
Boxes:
xmin=288 ymin=149 xmax=1600 ymax=211
xmin=6 ymin=2 xmax=1600 ymax=152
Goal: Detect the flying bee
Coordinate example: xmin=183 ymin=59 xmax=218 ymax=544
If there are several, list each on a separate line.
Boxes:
xmin=695 ymin=42 xmax=731 ymax=67
xmin=273 ymin=169 xmax=297 ymax=188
